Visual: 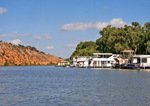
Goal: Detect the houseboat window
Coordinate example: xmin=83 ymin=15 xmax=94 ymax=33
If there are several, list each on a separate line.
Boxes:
xmin=142 ymin=58 xmax=147 ymax=63
xmin=101 ymin=61 xmax=106 ymax=64
xmin=137 ymin=58 xmax=140 ymax=63
xmin=88 ymin=61 xmax=91 ymax=64
xmin=93 ymin=61 xmax=97 ymax=65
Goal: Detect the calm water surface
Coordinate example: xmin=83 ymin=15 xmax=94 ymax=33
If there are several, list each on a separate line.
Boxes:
xmin=0 ymin=66 xmax=150 ymax=106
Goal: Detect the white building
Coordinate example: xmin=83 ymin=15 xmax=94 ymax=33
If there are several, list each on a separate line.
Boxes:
xmin=132 ymin=55 xmax=150 ymax=68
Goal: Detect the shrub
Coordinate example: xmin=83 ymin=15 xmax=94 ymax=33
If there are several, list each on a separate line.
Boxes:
xmin=34 ymin=61 xmax=36 ymax=65
xmin=30 ymin=62 xmax=32 ymax=66
xmin=2 ymin=52 xmax=5 ymax=56
xmin=49 ymin=61 xmax=56 ymax=65
xmin=4 ymin=62 xmax=9 ymax=66
xmin=25 ymin=62 xmax=28 ymax=66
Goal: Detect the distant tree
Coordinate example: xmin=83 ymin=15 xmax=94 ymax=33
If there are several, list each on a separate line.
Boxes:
xmin=13 ymin=61 xmax=15 ymax=65
xmin=34 ymin=61 xmax=36 ymax=65
xmin=58 ymin=57 xmax=62 ymax=59
xmin=49 ymin=61 xmax=56 ymax=65
xmin=41 ymin=51 xmax=45 ymax=54
xmin=71 ymin=41 xmax=99 ymax=58
xmin=25 ymin=62 xmax=28 ymax=66
xmin=144 ymin=22 xmax=150 ymax=32
xmin=71 ymin=22 xmax=150 ymax=57
xmin=145 ymin=40 xmax=150 ymax=54
xmin=65 ymin=58 xmax=70 ymax=61
xmin=2 ymin=52 xmax=5 ymax=56
xmin=96 ymin=23 xmax=146 ymax=54
xmin=4 ymin=62 xmax=9 ymax=66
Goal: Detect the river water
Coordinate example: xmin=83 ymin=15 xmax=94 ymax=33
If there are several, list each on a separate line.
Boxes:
xmin=0 ymin=66 xmax=150 ymax=106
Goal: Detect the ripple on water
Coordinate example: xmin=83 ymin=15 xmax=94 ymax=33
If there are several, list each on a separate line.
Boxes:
xmin=0 ymin=66 xmax=150 ymax=105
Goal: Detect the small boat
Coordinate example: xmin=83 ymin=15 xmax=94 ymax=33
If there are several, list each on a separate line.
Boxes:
xmin=121 ymin=63 xmax=140 ymax=69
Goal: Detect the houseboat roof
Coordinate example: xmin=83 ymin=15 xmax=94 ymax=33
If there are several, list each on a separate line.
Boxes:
xmin=92 ymin=58 xmax=115 ymax=61
xmin=132 ymin=55 xmax=150 ymax=58
xmin=93 ymin=53 xmax=113 ymax=56
xmin=121 ymin=50 xmax=134 ymax=53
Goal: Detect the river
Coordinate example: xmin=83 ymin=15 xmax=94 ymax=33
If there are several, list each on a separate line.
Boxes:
xmin=0 ymin=66 xmax=150 ymax=106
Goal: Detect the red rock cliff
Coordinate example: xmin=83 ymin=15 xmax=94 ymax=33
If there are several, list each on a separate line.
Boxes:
xmin=0 ymin=41 xmax=63 ymax=66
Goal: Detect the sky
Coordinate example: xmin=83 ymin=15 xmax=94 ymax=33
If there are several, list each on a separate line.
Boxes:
xmin=0 ymin=0 xmax=150 ymax=59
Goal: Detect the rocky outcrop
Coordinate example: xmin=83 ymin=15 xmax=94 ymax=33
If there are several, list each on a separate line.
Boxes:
xmin=0 ymin=41 xmax=64 ymax=66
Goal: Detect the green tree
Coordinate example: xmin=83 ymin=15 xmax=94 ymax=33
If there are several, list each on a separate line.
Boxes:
xmin=144 ymin=22 xmax=150 ymax=32
xmin=71 ymin=41 xmax=99 ymax=58
xmin=145 ymin=40 xmax=150 ymax=53
xmin=25 ymin=62 xmax=28 ymax=66
xmin=72 ymin=22 xmax=150 ymax=56
xmin=4 ymin=62 xmax=9 ymax=66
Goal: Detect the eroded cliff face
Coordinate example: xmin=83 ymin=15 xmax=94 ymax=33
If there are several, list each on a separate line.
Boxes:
xmin=0 ymin=42 xmax=63 ymax=66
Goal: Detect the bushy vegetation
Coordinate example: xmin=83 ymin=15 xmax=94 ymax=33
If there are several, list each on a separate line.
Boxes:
xmin=71 ymin=22 xmax=150 ymax=57
xmin=18 ymin=44 xmax=25 ymax=49
xmin=27 ymin=46 xmax=39 ymax=52
xmin=1 ymin=40 xmax=41 ymax=53
xmin=2 ymin=52 xmax=5 ymax=56
xmin=4 ymin=62 xmax=9 ymax=66
xmin=25 ymin=62 xmax=28 ymax=66
xmin=71 ymin=41 xmax=99 ymax=58
xmin=49 ymin=61 xmax=56 ymax=65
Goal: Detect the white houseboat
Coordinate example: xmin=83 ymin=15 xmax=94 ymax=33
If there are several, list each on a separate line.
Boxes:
xmin=71 ymin=56 xmax=93 ymax=67
xmin=89 ymin=53 xmax=119 ymax=68
xmin=71 ymin=53 xmax=119 ymax=68
xmin=132 ymin=55 xmax=150 ymax=68
xmin=57 ymin=61 xmax=70 ymax=67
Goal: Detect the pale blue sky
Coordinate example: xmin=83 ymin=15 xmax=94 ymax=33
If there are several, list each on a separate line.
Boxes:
xmin=0 ymin=0 xmax=150 ymax=58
